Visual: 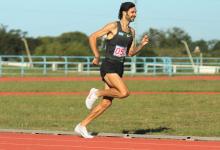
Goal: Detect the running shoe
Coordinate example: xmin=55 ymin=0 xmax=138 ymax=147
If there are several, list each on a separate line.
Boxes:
xmin=74 ymin=123 xmax=94 ymax=138
xmin=85 ymin=88 xmax=98 ymax=110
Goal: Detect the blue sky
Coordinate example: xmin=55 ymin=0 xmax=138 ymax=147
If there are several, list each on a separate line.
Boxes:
xmin=1 ymin=0 xmax=220 ymax=41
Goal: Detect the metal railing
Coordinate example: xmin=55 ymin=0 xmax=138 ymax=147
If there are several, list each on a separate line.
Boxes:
xmin=0 ymin=55 xmax=220 ymax=76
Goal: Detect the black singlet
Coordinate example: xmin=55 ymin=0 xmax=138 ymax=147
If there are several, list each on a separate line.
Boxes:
xmin=104 ymin=21 xmax=133 ymax=63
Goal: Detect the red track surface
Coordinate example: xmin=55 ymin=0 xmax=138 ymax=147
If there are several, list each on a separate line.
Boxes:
xmin=0 ymin=132 xmax=220 ymax=150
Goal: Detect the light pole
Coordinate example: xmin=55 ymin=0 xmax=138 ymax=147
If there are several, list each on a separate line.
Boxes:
xmin=21 ymin=37 xmax=33 ymax=68
xmin=181 ymin=40 xmax=195 ymax=67
xmin=181 ymin=40 xmax=202 ymax=73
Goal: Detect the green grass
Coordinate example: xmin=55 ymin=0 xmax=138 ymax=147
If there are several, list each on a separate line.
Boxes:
xmin=0 ymin=79 xmax=220 ymax=137
xmin=0 ymin=95 xmax=220 ymax=137
xmin=0 ymin=80 xmax=220 ymax=92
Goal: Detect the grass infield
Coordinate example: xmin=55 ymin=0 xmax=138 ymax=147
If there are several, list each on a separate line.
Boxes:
xmin=0 ymin=77 xmax=220 ymax=137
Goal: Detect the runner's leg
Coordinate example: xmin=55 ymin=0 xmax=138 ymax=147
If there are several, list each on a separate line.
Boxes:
xmin=97 ymin=73 xmax=129 ymax=99
xmin=78 ymin=73 xmax=129 ymax=127
xmin=81 ymin=83 xmax=114 ymax=126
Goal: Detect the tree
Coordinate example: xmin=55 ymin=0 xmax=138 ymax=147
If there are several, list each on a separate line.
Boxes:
xmin=58 ymin=32 xmax=89 ymax=46
xmin=0 ymin=24 xmax=26 ymax=55
xmin=166 ymin=27 xmax=192 ymax=48
xmin=142 ymin=28 xmax=166 ymax=49
xmin=191 ymin=40 xmax=208 ymax=52
xmin=25 ymin=37 xmax=41 ymax=54
xmin=212 ymin=41 xmax=220 ymax=50
xmin=34 ymin=31 xmax=91 ymax=56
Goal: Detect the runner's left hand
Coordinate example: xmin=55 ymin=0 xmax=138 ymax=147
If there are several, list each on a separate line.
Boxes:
xmin=141 ymin=35 xmax=149 ymax=46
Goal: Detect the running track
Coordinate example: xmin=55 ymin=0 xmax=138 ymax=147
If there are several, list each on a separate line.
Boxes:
xmin=0 ymin=132 xmax=220 ymax=150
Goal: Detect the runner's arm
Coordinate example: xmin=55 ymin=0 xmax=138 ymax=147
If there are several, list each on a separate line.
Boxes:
xmin=128 ymin=29 xmax=149 ymax=57
xmin=89 ymin=22 xmax=117 ymax=59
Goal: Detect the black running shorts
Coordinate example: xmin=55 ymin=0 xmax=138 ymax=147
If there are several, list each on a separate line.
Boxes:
xmin=100 ymin=59 xmax=124 ymax=81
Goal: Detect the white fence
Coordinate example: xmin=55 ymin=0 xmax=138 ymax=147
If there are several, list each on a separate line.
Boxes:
xmin=0 ymin=55 xmax=220 ymax=76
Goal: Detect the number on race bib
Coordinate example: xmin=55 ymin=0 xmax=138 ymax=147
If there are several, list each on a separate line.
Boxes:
xmin=113 ymin=45 xmax=127 ymax=57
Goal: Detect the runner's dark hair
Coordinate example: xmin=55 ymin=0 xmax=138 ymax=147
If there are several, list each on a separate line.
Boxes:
xmin=118 ymin=2 xmax=135 ymax=20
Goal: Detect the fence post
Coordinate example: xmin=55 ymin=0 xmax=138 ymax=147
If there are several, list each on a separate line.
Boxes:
xmin=167 ymin=57 xmax=173 ymax=76
xmin=43 ymin=56 xmax=47 ymax=75
xmin=87 ymin=57 xmax=90 ymax=72
xmin=64 ymin=57 xmax=68 ymax=75
xmin=162 ymin=57 xmax=172 ymax=76
xmin=131 ymin=57 xmax=136 ymax=74
xmin=153 ymin=57 xmax=156 ymax=76
xmin=20 ymin=56 xmax=24 ymax=76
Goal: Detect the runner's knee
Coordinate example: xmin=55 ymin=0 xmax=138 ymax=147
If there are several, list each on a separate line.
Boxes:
xmin=118 ymin=90 xmax=129 ymax=98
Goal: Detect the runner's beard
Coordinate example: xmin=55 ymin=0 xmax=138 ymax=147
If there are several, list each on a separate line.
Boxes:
xmin=126 ymin=14 xmax=136 ymax=22
xmin=130 ymin=17 xmax=135 ymax=22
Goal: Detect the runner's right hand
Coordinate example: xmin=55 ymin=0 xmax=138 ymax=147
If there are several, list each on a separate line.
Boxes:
xmin=92 ymin=57 xmax=100 ymax=65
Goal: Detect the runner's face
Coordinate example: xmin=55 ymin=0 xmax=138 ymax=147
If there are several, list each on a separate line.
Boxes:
xmin=125 ymin=7 xmax=136 ymax=22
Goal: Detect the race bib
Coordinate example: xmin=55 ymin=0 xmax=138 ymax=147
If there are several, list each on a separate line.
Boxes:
xmin=113 ymin=45 xmax=127 ymax=57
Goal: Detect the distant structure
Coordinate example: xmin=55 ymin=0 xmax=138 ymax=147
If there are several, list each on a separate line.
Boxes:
xmin=194 ymin=46 xmax=201 ymax=54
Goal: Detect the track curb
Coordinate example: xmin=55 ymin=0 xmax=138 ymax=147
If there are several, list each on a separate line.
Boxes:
xmin=0 ymin=128 xmax=220 ymax=141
